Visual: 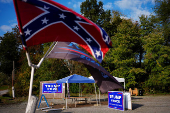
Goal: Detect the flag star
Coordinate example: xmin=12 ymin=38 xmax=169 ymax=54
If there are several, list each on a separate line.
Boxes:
xmin=73 ymin=26 xmax=80 ymax=31
xmin=76 ymin=16 xmax=82 ymax=20
xmin=44 ymin=5 xmax=49 ymax=9
xmin=86 ymin=38 xmax=92 ymax=43
xmin=41 ymin=17 xmax=49 ymax=24
xmin=59 ymin=13 xmax=66 ymax=19
xmin=104 ymin=35 xmax=109 ymax=42
xmin=95 ymin=50 xmax=101 ymax=57
xmin=24 ymin=28 xmax=32 ymax=36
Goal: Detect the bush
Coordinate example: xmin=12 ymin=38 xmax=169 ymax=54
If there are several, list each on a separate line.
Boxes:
xmin=0 ymin=72 xmax=10 ymax=86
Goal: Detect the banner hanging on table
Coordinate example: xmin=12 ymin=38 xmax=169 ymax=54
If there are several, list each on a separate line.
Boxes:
xmin=47 ymin=42 xmax=123 ymax=93
xmin=108 ymin=91 xmax=124 ymax=111
xmin=13 ymin=0 xmax=112 ymax=63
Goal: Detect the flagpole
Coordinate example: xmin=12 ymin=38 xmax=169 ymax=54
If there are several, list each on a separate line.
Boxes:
xmin=37 ymin=42 xmax=56 ymax=68
xmin=26 ymin=51 xmax=32 ymax=67
xmin=28 ymin=66 xmax=35 ymax=100
xmin=25 ymin=42 xmax=56 ymax=113
xmin=26 ymin=42 xmax=56 ymax=98
xmin=13 ymin=0 xmax=23 ymax=33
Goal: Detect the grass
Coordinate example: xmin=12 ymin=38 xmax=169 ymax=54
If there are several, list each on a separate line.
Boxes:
xmin=0 ymin=85 xmax=9 ymax=91
xmin=0 ymin=85 xmax=27 ymax=105
xmin=0 ymin=95 xmax=27 ymax=105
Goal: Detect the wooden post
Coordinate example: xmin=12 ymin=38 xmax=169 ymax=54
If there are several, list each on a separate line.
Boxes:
xmin=12 ymin=61 xmax=15 ymax=99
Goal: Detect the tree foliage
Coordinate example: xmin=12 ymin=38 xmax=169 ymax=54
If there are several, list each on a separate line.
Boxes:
xmin=0 ymin=26 xmax=21 ymax=77
xmin=104 ymin=18 xmax=146 ymax=89
xmin=154 ymin=0 xmax=170 ymax=44
xmin=143 ymin=31 xmax=170 ymax=93
xmin=80 ymin=0 xmax=110 ymax=26
xmin=80 ymin=0 xmax=113 ymax=37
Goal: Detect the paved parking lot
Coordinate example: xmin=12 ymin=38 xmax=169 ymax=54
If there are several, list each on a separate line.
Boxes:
xmin=0 ymin=95 xmax=170 ymax=113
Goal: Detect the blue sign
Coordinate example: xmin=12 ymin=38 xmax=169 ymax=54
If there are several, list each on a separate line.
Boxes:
xmin=108 ymin=91 xmax=124 ymax=111
xmin=42 ymin=83 xmax=62 ymax=93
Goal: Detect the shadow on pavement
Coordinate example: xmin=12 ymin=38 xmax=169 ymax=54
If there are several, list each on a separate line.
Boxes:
xmin=132 ymin=103 xmax=143 ymax=110
xmin=46 ymin=110 xmax=72 ymax=113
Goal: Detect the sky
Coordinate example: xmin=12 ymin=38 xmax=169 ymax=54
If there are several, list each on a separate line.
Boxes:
xmin=0 ymin=0 xmax=155 ymax=37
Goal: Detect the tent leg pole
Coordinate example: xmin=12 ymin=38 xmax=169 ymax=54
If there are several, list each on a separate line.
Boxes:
xmin=66 ymin=96 xmax=67 ymax=109
xmin=81 ymin=84 xmax=82 ymax=97
xmin=66 ymin=82 xmax=68 ymax=109
xmin=124 ymin=80 xmax=125 ymax=91
xmin=79 ymin=83 xmax=80 ymax=97
xmin=99 ymin=88 xmax=100 ymax=104
xmin=94 ymin=83 xmax=98 ymax=105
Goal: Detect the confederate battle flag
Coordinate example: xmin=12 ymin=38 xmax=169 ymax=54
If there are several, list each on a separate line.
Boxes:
xmin=13 ymin=0 xmax=112 ymax=63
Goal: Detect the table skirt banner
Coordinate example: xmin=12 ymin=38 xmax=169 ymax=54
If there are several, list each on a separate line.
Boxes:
xmin=108 ymin=91 xmax=124 ymax=111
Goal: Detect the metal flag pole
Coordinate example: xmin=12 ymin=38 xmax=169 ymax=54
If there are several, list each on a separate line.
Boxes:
xmin=13 ymin=1 xmax=57 ymax=112
xmin=25 ymin=51 xmax=37 ymax=113
xmin=26 ymin=42 xmax=56 ymax=100
xmin=28 ymin=66 xmax=35 ymax=100
xmin=25 ymin=42 xmax=56 ymax=113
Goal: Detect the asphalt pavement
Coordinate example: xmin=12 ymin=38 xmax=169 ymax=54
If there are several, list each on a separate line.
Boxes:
xmin=0 ymin=95 xmax=170 ymax=113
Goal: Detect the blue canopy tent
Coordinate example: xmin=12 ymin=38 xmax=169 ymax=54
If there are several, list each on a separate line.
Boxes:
xmin=56 ymin=74 xmax=95 ymax=109
xmin=56 ymin=74 xmax=95 ymax=83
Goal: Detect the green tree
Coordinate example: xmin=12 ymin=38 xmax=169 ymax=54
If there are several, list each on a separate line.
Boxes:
xmin=109 ymin=11 xmax=123 ymax=36
xmin=80 ymin=0 xmax=109 ymax=25
xmin=101 ymin=11 xmax=123 ymax=72
xmin=154 ymin=0 xmax=170 ymax=45
xmin=105 ymin=19 xmax=146 ymax=89
xmin=80 ymin=0 xmax=112 ymax=36
xmin=139 ymin=15 xmax=160 ymax=68
xmin=143 ymin=31 xmax=170 ymax=93
xmin=0 ymin=72 xmax=10 ymax=85
xmin=139 ymin=13 xmax=170 ymax=93
xmin=0 ymin=26 xmax=21 ymax=77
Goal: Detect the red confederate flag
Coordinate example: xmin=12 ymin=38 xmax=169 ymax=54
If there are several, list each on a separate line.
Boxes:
xmin=13 ymin=0 xmax=112 ymax=63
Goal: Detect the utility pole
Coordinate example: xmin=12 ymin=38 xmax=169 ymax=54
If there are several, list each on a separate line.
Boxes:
xmin=12 ymin=61 xmax=15 ymax=99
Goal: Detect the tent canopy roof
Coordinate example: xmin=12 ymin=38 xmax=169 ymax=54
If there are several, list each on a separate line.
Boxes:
xmin=56 ymin=74 xmax=95 ymax=83
xmin=114 ymin=77 xmax=125 ymax=82
xmin=89 ymin=76 xmax=125 ymax=83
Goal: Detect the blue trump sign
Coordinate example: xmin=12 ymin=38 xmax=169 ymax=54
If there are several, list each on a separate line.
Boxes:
xmin=42 ymin=83 xmax=62 ymax=93
xmin=108 ymin=91 xmax=124 ymax=111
